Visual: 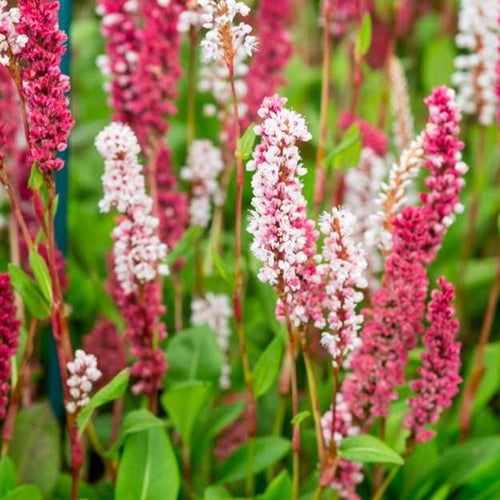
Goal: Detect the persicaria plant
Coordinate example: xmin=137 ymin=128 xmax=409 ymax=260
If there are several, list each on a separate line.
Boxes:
xmin=0 ymin=0 xmax=498 ymax=499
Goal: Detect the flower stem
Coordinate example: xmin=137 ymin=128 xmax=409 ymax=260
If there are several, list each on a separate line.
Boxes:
xmin=313 ymin=0 xmax=334 ymax=217
xmin=372 ymin=465 xmax=401 ymax=500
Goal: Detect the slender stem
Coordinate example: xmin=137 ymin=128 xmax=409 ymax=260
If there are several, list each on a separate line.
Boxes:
xmin=302 ymin=340 xmax=326 ymax=465
xmin=313 ymin=484 xmax=325 ymax=500
xmin=109 ymin=397 xmax=123 ymax=446
xmin=182 ymin=444 xmax=194 ymax=499
xmin=372 ymin=465 xmax=400 ymax=500
xmin=459 ymin=248 xmax=500 ymax=441
xmin=172 ymin=271 xmax=184 ymax=332
xmin=313 ymin=0 xmax=334 ymax=217
xmin=373 ymin=418 xmax=387 ymax=493
xmin=86 ymin=420 xmax=108 ymax=464
xmin=2 ymin=318 xmax=38 ymax=456
xmin=187 ymin=27 xmax=198 ymax=148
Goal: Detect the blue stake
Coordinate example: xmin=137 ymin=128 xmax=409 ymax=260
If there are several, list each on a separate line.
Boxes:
xmin=48 ymin=0 xmax=72 ymax=420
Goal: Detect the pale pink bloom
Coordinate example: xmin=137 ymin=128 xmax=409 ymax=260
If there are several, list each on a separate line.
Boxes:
xmin=0 ymin=1 xmax=27 ymax=66
xmin=66 ymin=350 xmax=102 ymax=414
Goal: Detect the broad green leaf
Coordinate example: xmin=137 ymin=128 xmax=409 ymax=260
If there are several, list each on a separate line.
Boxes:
xmin=218 ymin=437 xmax=291 ymax=483
xmin=355 ymin=13 xmax=372 ymax=57
xmin=161 ymin=381 xmax=213 ymax=446
xmin=7 ymin=264 xmax=50 ymax=320
xmin=291 ymin=411 xmax=311 ymax=426
xmin=107 ymin=410 xmax=165 ymax=457
xmin=252 ymin=335 xmax=284 ymax=398
xmin=27 ymin=163 xmax=43 ymax=190
xmin=115 ymin=427 xmax=180 ymax=500
xmin=260 ymin=470 xmax=293 ymax=500
xmin=204 ymin=485 xmax=233 ymax=499
xmin=8 ymin=404 xmax=60 ymax=497
xmin=77 ymin=368 xmax=129 ymax=433
xmin=0 ymin=457 xmax=17 ymax=496
xmin=166 ymin=326 xmax=222 ymax=383
xmin=238 ymin=125 xmax=256 ymax=161
xmin=0 ymin=485 xmax=42 ymax=500
xmin=28 ymin=249 xmax=53 ymax=305
xmin=211 ymin=249 xmax=233 ymax=287
xmin=339 ymin=434 xmax=404 ymax=465
xmin=166 ymin=226 xmax=203 ymax=266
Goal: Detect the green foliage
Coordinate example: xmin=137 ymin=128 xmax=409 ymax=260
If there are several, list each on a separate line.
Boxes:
xmin=0 ymin=457 xmax=17 ymax=496
xmin=339 ymin=435 xmax=404 ymax=465
xmin=252 ymin=334 xmax=284 ymax=398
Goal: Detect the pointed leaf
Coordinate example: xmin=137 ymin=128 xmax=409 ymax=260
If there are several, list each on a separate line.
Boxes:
xmin=339 ymin=434 xmax=404 ymax=465
xmin=28 ymin=249 xmax=53 ymax=305
xmin=252 ymin=335 xmax=284 ymax=398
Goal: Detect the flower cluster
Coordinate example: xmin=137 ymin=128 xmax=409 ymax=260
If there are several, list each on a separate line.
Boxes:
xmin=321 ymin=395 xmax=363 ymax=499
xmin=344 ymin=148 xmax=386 ymax=283
xmin=389 ymin=55 xmax=414 ymax=151
xmin=0 ymin=273 xmax=20 ymax=420
xmin=178 ymin=3 xmax=211 ymax=33
xmin=343 ymin=207 xmax=429 ymax=424
xmin=247 ymin=94 xmax=322 ymax=326
xmin=0 ymin=0 xmax=28 ymax=66
xmin=420 ymin=86 xmax=467 ymax=263
xmin=192 ymin=293 xmax=233 ymax=389
xmin=323 ymin=0 xmax=367 ymax=38
xmin=452 ymin=0 xmax=499 ymax=126
xmin=180 ymin=139 xmax=224 ymax=228
xmin=404 ymin=278 xmax=461 ymax=443
xmin=65 ymin=350 xmax=102 ymax=414
xmin=0 ymin=65 xmax=18 ymax=162
xmin=244 ymin=0 xmax=292 ymax=123
xmin=96 ymin=123 xmax=168 ymax=295
xmin=17 ymin=0 xmax=74 ymax=172
xmin=96 ymin=0 xmax=141 ymax=127
xmin=83 ymin=319 xmax=126 ymax=390
xmin=319 ymin=208 xmax=367 ymax=366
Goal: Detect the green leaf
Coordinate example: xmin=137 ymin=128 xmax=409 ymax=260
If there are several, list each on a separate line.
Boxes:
xmin=0 ymin=457 xmax=17 ymax=496
xmin=252 ymin=335 xmax=284 ymax=398
xmin=166 ymin=226 xmax=203 ymax=266
xmin=7 ymin=264 xmax=50 ymax=320
xmin=8 ymin=404 xmax=60 ymax=497
xmin=77 ymin=368 xmax=129 ymax=433
xmin=421 ymin=36 xmax=455 ymax=93
xmin=0 ymin=485 xmax=42 ymax=500
xmin=323 ymin=125 xmax=361 ymax=172
xmin=355 ymin=13 xmax=372 ymax=57
xmin=166 ymin=326 xmax=222 ymax=383
xmin=28 ymin=249 xmax=53 ymax=305
xmin=260 ymin=470 xmax=293 ymax=500
xmin=291 ymin=410 xmax=311 ymax=426
xmin=218 ymin=436 xmax=291 ymax=483
xmin=238 ymin=125 xmax=256 ymax=161
xmin=161 ymin=381 xmax=213 ymax=446
xmin=211 ymin=248 xmax=233 ymax=287
xmin=339 ymin=434 xmax=404 ymax=465
xmin=203 ymin=485 xmax=233 ymax=499
xmin=115 ymin=427 xmax=180 ymax=500
xmin=107 ymin=410 xmax=165 ymax=457
xmin=27 ymin=163 xmax=43 ymax=190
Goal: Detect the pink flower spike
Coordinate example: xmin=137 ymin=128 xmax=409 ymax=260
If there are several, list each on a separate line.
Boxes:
xmin=405 ymin=278 xmax=461 ymax=443
xmin=17 ymin=0 xmax=74 ymax=173
xmin=0 ymin=274 xmax=20 ymax=420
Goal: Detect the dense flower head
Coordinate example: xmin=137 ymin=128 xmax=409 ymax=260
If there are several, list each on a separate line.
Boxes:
xmin=321 ymin=396 xmax=363 ymax=499
xmin=339 ymin=112 xmax=387 ymax=157
xmin=323 ymin=0 xmax=367 ymax=38
xmin=180 ymin=139 xmax=224 ymax=228
xmin=0 ymin=273 xmax=20 ymax=420
xmin=178 ymin=3 xmax=211 ymax=33
xmin=405 ymin=278 xmax=461 ymax=443
xmin=343 ymin=207 xmax=429 ymax=424
xmin=244 ymin=0 xmax=292 ymax=123
xmin=0 ymin=65 xmax=18 ymax=162
xmin=130 ymin=0 xmax=184 ymax=147
xmin=0 ymin=1 xmax=28 ymax=66
xmin=344 ymin=148 xmax=386 ymax=284
xmin=66 ymin=350 xmax=102 ymax=414
xmin=192 ymin=293 xmax=233 ymax=389
xmin=96 ymin=0 xmax=142 ymax=126
xmin=318 ymin=208 xmax=367 ymax=366
xmin=83 ymin=319 xmax=126 ymax=390
xmin=109 ymin=272 xmax=167 ymax=396
xmin=420 ymin=86 xmax=467 ymax=263
xmin=96 ymin=123 xmax=168 ymax=294
xmin=389 ymin=55 xmax=414 ymax=151
xmin=247 ymin=94 xmax=322 ymax=326
xmin=17 ymin=0 xmax=74 ymax=172
xmin=95 ymin=122 xmax=146 ymax=214
xmin=452 ymin=0 xmax=500 ymax=126
xmin=199 ymin=0 xmax=257 ymax=64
